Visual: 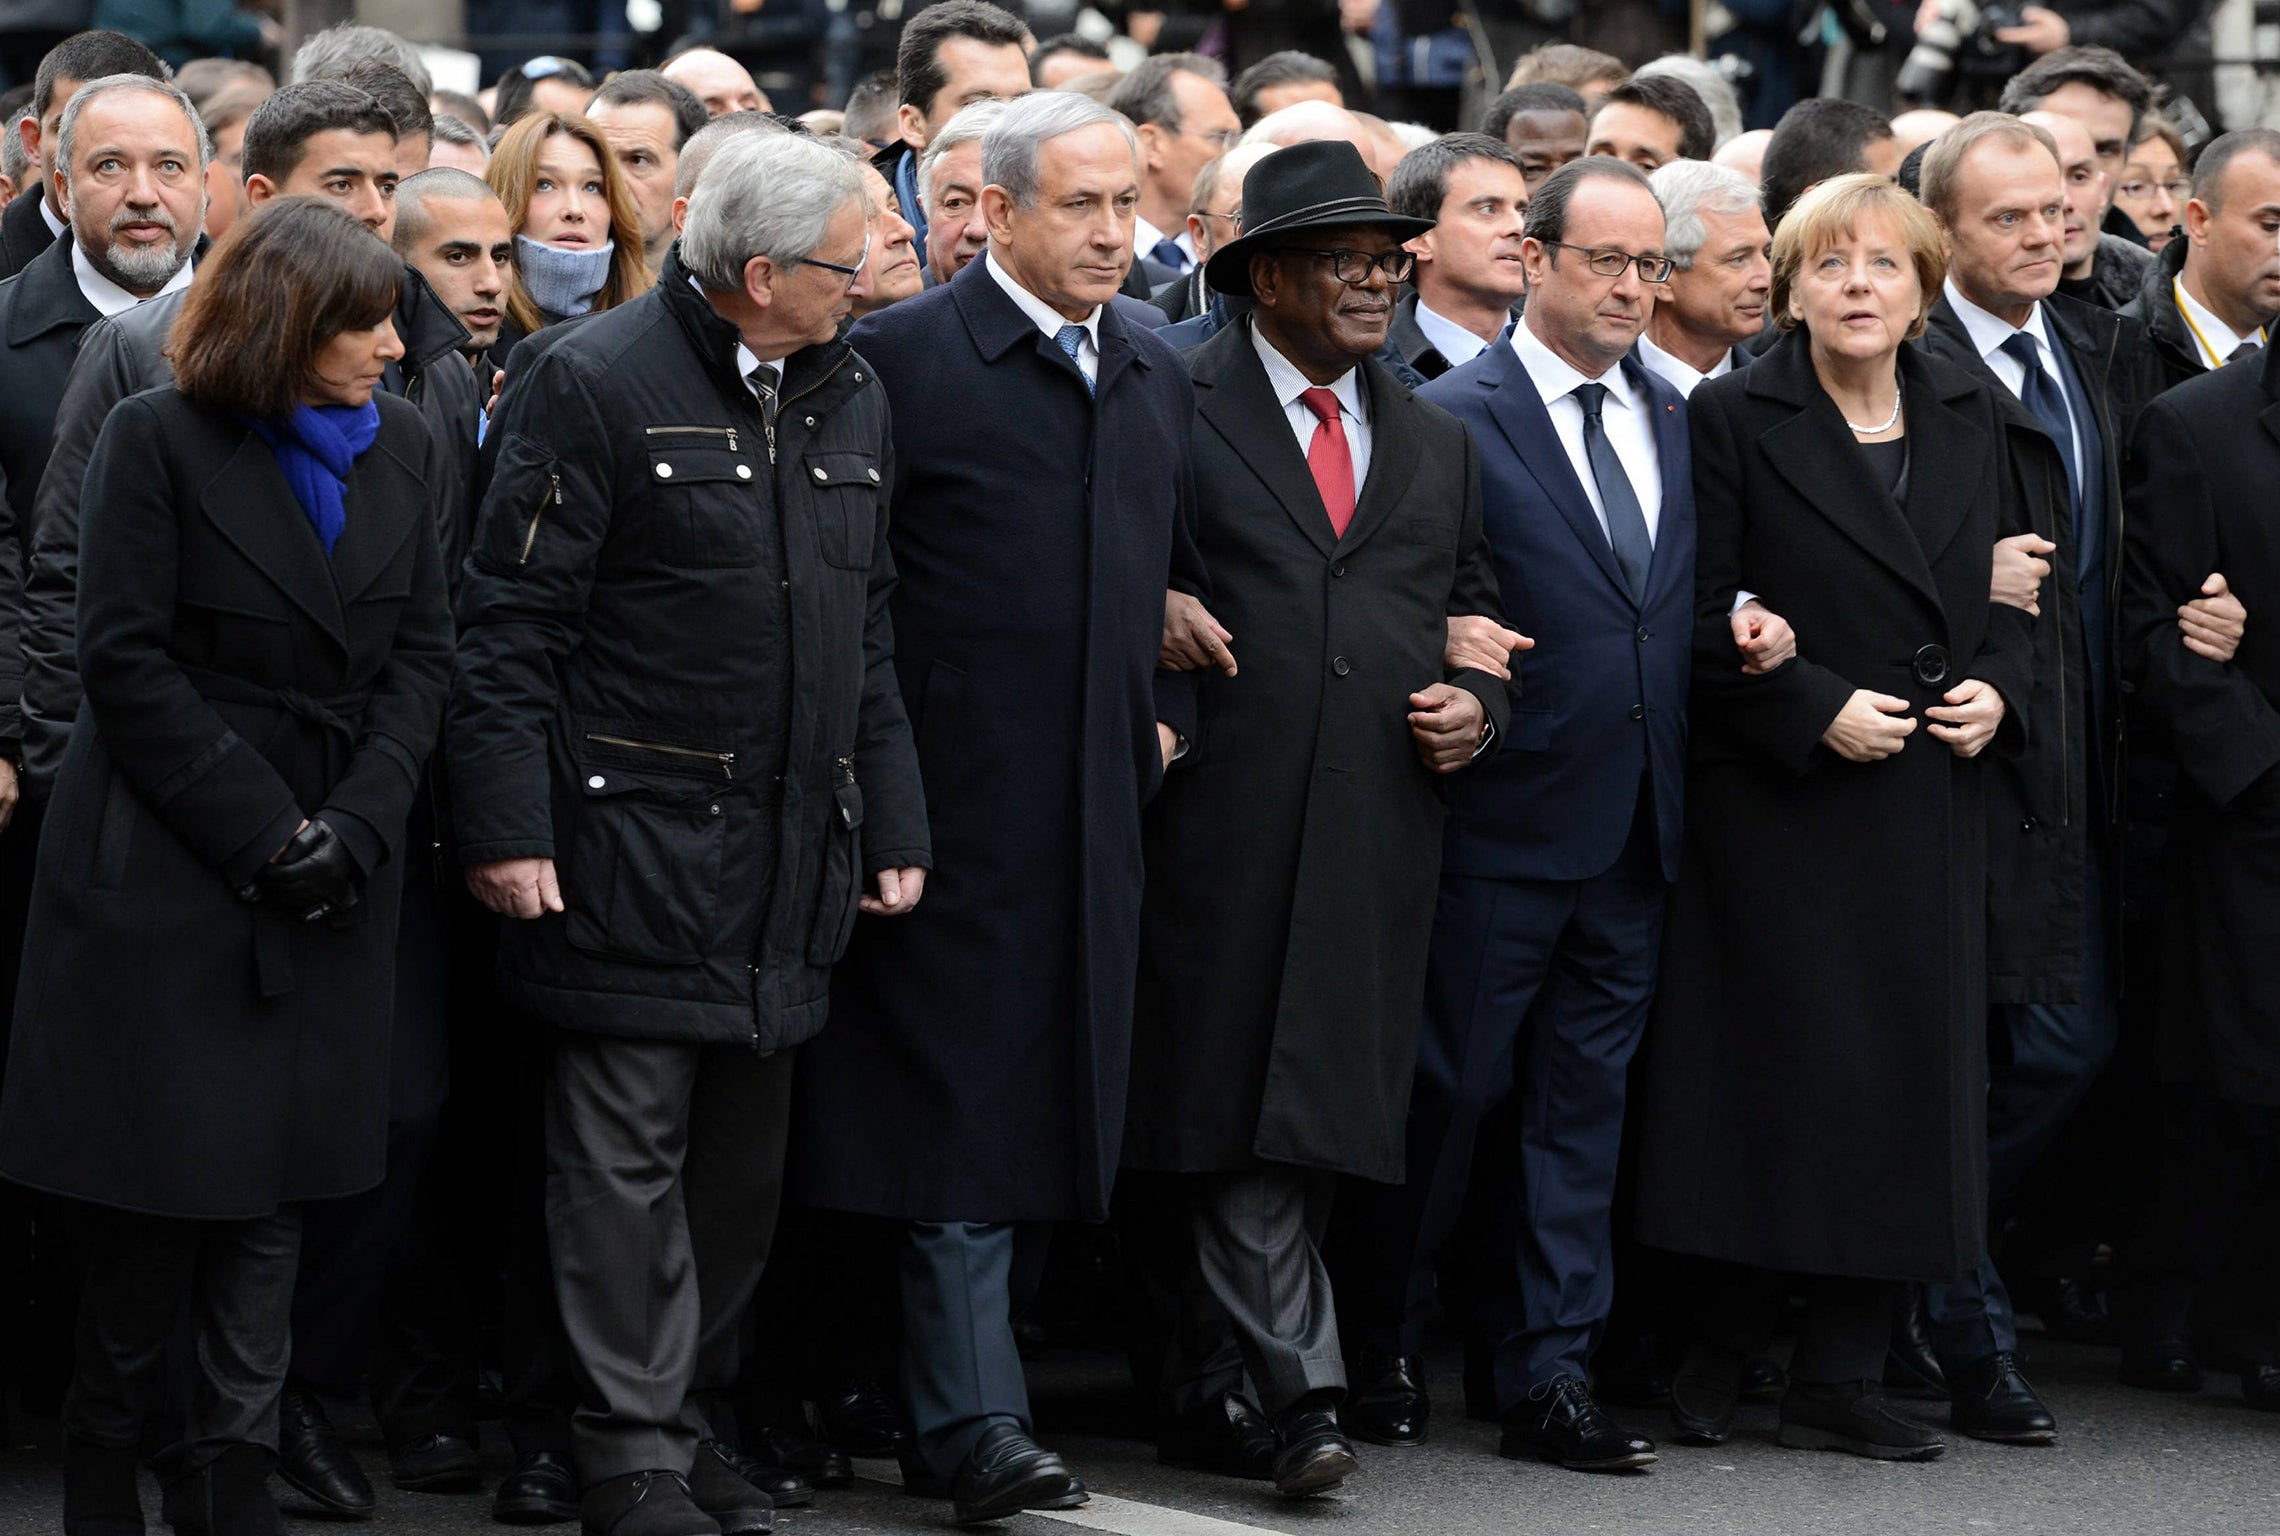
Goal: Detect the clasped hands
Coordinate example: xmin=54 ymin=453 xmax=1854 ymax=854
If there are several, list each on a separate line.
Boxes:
xmin=243 ymin=817 xmax=363 ymax=922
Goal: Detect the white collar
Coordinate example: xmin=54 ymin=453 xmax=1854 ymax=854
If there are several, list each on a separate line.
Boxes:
xmin=1944 ymin=277 xmax=2053 ymax=365
xmin=40 ymin=196 xmax=64 ymax=239
xmin=2174 ymin=274 xmax=2263 ymax=368
xmin=1249 ymin=317 xmax=1364 ymax=420
xmin=983 ymin=249 xmax=1101 ymax=349
xmin=69 ymin=240 xmax=193 ymax=318
xmin=1513 ymin=312 xmax=1635 ymax=411
xmin=1134 ymin=212 xmax=1170 ymax=254
xmin=1412 ymin=297 xmax=1493 ymax=368
xmin=1633 ymin=330 xmax=1731 ymax=396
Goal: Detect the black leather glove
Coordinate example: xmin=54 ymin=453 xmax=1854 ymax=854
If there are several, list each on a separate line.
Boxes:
xmin=257 ymin=817 xmax=364 ymax=923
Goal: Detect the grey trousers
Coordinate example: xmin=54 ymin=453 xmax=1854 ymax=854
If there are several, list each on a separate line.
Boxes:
xmin=68 ymin=1206 xmax=302 ymax=1470
xmin=545 ymin=1033 xmax=797 ymax=1481
xmin=1189 ymin=1167 xmax=1345 ymax=1418
xmin=900 ymin=1221 xmax=1052 ymax=1481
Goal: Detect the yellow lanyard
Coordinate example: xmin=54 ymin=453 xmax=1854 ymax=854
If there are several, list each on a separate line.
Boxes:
xmin=2176 ymin=279 xmax=2268 ymax=369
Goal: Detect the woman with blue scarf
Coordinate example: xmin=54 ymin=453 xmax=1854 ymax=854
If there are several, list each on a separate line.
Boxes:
xmin=485 ymin=110 xmax=655 ymax=370
xmin=0 ymin=196 xmax=454 ymax=1534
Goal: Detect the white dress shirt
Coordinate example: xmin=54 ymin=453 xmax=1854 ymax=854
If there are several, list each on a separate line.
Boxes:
xmin=1511 ymin=315 xmax=1662 ymax=546
xmin=734 ymin=340 xmax=784 ymax=399
xmin=2174 ymin=276 xmax=2265 ymax=370
xmin=1133 ymin=213 xmax=1196 ymax=271
xmin=1633 ymin=330 xmax=1734 ymax=400
xmin=70 ymin=241 xmax=193 ymax=318
xmin=40 ymin=197 xmax=63 ymax=240
xmin=1412 ymin=299 xmax=1495 ymax=371
xmin=1251 ymin=320 xmax=1371 ymax=491
xmin=985 ymin=251 xmax=1099 ymax=384
xmin=1944 ymin=278 xmax=2082 ymax=492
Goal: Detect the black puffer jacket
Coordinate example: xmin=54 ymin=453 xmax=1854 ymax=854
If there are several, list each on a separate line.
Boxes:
xmin=447 ymin=248 xmax=928 ymax=1049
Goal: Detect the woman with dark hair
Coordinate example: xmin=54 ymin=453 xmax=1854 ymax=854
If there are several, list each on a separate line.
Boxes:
xmin=0 ymin=196 xmax=453 ymax=1535
xmin=486 ymin=110 xmax=653 ymax=356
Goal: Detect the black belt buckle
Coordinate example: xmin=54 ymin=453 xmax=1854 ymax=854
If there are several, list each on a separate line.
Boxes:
xmin=1912 ymin=644 xmax=1951 ymax=687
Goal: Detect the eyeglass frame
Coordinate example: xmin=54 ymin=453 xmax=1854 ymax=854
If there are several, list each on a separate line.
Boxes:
xmin=1269 ymin=245 xmax=1418 ymax=285
xmin=1540 ymin=239 xmax=1676 ymax=284
xmin=1176 ymin=123 xmax=1244 ymax=151
xmin=794 ymin=227 xmax=875 ymax=289
xmin=2115 ymin=176 xmax=2191 ymax=201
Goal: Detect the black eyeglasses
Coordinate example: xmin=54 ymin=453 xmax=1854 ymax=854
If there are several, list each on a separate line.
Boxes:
xmin=1543 ymin=240 xmax=1675 ymax=283
xmin=1273 ymin=247 xmax=1417 ymax=285
xmin=794 ymin=228 xmax=874 ymax=289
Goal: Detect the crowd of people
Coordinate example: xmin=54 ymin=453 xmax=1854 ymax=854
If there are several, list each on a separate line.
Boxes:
xmin=0 ymin=5 xmax=2269 ymax=1536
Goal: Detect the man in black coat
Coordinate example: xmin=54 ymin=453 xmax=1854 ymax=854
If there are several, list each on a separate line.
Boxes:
xmin=0 ymin=30 xmax=164 ymax=279
xmin=449 ymin=133 xmax=928 ymax=1536
xmin=2119 ymin=130 xmax=2280 ymax=397
xmin=1124 ymin=141 xmax=1506 ymax=1499
xmin=792 ymin=91 xmax=1203 ymax=1525
xmin=1384 ymin=134 xmax=1530 ymax=380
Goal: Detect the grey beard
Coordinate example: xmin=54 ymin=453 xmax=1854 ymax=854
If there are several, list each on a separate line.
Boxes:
xmin=92 ymin=233 xmax=191 ymax=295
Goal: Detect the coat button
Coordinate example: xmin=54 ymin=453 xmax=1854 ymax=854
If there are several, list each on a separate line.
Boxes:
xmin=587 ymin=774 xmax=606 ymax=789
xmin=709 ymin=804 xmax=722 ymax=816
xmin=654 ymin=462 xmax=673 ymax=479
xmin=813 ymin=467 xmax=828 ymax=481
xmin=1629 ymin=704 xmax=1645 ymax=720
xmin=867 ymin=468 xmax=880 ymax=483
xmin=736 ymin=464 xmax=752 ymax=480
xmin=1332 ymin=561 xmax=1347 ymax=577
xmin=1333 ymin=656 xmax=1351 ymax=676
xmin=804 ymin=415 xmax=816 ymax=427
xmin=1912 ymin=643 xmax=1951 ymax=686
xmin=1636 ymin=625 xmax=1650 ymax=642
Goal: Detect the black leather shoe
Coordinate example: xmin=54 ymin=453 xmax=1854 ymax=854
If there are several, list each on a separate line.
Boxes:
xmin=1884 ymin=1289 xmax=1948 ymax=1401
xmin=2241 ymin=1364 xmax=2280 ymax=1411
xmin=948 ymin=1424 xmax=1087 ymax=1525
xmin=696 ymin=1441 xmax=810 ymax=1510
xmin=578 ymin=1471 xmax=719 ymax=1536
xmin=818 ymin=1380 xmax=909 ymax=1458
xmin=744 ymin=1425 xmax=851 ymax=1490
xmin=1346 ymin=1355 xmax=1429 ymax=1447
xmin=171 ymin=1446 xmax=287 ymax=1536
xmin=63 ymin=1439 xmax=144 ymax=1536
xmin=2118 ymin=1339 xmax=2204 ymax=1393
xmin=1668 ymin=1344 xmax=1747 ymax=1446
xmin=391 ymin=1431 xmax=482 ymax=1494
xmin=1777 ymin=1382 xmax=1944 ymax=1461
xmin=1498 ymin=1378 xmax=1657 ymax=1471
xmin=1157 ymin=1393 xmax=1277 ymax=1480
xmin=1740 ymin=1356 xmax=1786 ymax=1402
xmin=1948 ymin=1352 xmax=2056 ymax=1444
xmin=686 ymin=1442 xmax=773 ymax=1535
xmin=1269 ymin=1395 xmax=1357 ymax=1498
xmin=277 ymin=1386 xmax=378 ymax=1517
xmin=491 ymin=1451 xmax=579 ymax=1525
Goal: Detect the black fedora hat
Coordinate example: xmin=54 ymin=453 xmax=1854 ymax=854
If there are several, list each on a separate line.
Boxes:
xmin=1202 ymin=139 xmax=1435 ymax=299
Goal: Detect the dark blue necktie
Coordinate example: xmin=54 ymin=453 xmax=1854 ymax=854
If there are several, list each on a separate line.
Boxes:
xmin=1148 ymin=237 xmax=1189 ymax=272
xmin=1055 ymin=323 xmax=1094 ymax=396
xmin=1572 ymin=381 xmax=1652 ymax=604
xmin=2000 ymin=332 xmax=2079 ymax=513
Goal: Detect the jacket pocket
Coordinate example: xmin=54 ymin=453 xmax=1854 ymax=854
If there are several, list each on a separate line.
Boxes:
xmin=806 ymin=761 xmax=864 ymax=965
xmin=646 ymin=434 xmax=768 ymax=569
xmin=802 ymin=451 xmax=880 ymax=569
xmin=562 ymin=748 xmax=730 ymax=966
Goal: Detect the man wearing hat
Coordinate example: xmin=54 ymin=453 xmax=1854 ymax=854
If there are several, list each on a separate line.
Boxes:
xmin=1122 ymin=138 xmax=1509 ymax=1499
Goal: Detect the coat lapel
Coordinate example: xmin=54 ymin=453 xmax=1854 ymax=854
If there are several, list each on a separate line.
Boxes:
xmin=1630 ymin=354 xmax=1690 ymax=608
xmin=1896 ymin=344 xmax=1988 ymax=568
xmin=1192 ymin=317 xmax=1337 ymax=559
xmin=328 ymin=428 xmax=425 ymax=605
xmin=1475 ymin=338 xmax=1632 ymax=598
xmin=1337 ymin=358 xmax=1420 ymax=553
xmin=201 ymin=430 xmax=348 ymax=646
xmin=8 ymin=235 xmax=96 ymax=348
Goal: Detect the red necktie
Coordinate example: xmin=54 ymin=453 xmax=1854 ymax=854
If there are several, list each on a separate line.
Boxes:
xmin=1299 ymin=386 xmax=1355 ymax=538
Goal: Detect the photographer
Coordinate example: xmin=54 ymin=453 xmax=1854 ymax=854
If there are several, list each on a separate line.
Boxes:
xmin=1909 ymin=0 xmax=2216 ymax=121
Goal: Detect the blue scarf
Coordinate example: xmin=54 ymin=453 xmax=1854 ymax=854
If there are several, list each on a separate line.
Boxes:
xmin=241 ymin=401 xmax=380 ymax=558
xmin=516 ymin=235 xmax=616 ymax=320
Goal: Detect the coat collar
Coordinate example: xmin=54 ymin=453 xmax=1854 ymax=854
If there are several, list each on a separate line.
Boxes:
xmin=950 ymin=251 xmax=1151 ymax=399
xmin=656 ymin=245 xmax=858 ymax=411
xmin=5 ymin=229 xmax=97 ymax=348
xmin=395 ymin=262 xmax=475 ymax=373
xmin=1191 ymin=313 xmax=1341 ymax=558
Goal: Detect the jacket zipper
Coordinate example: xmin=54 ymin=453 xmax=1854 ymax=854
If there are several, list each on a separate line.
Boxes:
xmin=519 ymin=473 xmax=560 ymax=564
xmin=583 ymin=733 xmax=737 ymax=779
xmin=644 ymin=423 xmax=740 ymax=452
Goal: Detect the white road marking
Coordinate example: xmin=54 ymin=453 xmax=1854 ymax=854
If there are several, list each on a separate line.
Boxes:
xmin=851 ymin=1461 xmax=1321 ymax=1535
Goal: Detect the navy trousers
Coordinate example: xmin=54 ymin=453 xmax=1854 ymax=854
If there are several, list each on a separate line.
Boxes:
xmin=899 ymin=1221 xmax=1051 ymax=1481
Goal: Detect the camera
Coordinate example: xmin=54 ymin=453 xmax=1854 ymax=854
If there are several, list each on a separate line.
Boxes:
xmin=1895 ymin=0 xmax=2032 ymax=103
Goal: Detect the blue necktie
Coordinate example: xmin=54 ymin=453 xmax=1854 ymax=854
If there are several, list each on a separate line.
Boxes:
xmin=1055 ymin=323 xmax=1094 ymax=396
xmin=1148 ymin=237 xmax=1189 ymax=272
xmin=1572 ymin=382 xmax=1652 ymax=604
xmin=2000 ymin=332 xmax=2079 ymax=514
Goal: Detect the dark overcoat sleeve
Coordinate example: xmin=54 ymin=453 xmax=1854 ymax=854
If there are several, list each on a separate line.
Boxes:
xmin=1153 ymin=399 xmax=1205 ymax=748
xmin=1441 ymin=433 xmax=1509 ymax=755
xmin=853 ymin=424 xmax=930 ymax=875
xmin=1960 ymin=391 xmax=2036 ymax=761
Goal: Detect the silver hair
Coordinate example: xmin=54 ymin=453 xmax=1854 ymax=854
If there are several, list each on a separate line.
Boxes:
xmin=1 ymin=114 xmax=27 ymax=189
xmin=58 ymin=74 xmax=211 ymax=174
xmin=917 ymin=97 xmax=1007 ymax=211
xmin=981 ymin=90 xmax=1137 ymax=209
xmin=292 ymin=23 xmax=433 ymax=98
xmin=681 ymin=130 xmax=865 ymax=291
xmin=673 ymin=111 xmax=788 ymax=198
xmin=1634 ymin=54 xmax=1744 ymax=152
xmin=1650 ymin=158 xmax=1762 ymax=269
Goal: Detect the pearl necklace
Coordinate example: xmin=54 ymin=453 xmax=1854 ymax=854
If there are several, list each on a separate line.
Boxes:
xmin=1843 ymin=380 xmax=1903 ymax=435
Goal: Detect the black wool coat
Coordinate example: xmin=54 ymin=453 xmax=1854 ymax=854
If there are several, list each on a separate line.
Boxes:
xmin=1634 ymin=332 xmax=2035 ymax=1283
xmin=2119 ymin=341 xmax=2280 ymax=1106
xmin=793 ymin=255 xmax=1205 ymax=1225
xmin=1124 ymin=316 xmax=1506 ymax=1184
xmin=0 ymin=387 xmax=453 ymax=1218
xmin=0 ymin=187 xmax=55 ymax=282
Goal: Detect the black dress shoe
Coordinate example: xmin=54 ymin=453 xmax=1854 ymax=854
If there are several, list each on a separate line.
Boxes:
xmin=948 ymin=1424 xmax=1087 ymax=1525
xmin=686 ymin=1442 xmax=773 ymax=1535
xmin=63 ymin=1438 xmax=144 ymax=1536
xmin=2241 ymin=1364 xmax=2280 ymax=1411
xmin=2118 ymin=1339 xmax=2204 ymax=1393
xmin=1948 ymin=1352 xmax=2056 ymax=1444
xmin=817 ymin=1380 xmax=909 ymax=1457
xmin=1346 ymin=1355 xmax=1429 ymax=1447
xmin=1498 ymin=1378 xmax=1657 ymax=1472
xmin=391 ymin=1431 xmax=482 ymax=1494
xmin=170 ymin=1446 xmax=286 ymax=1536
xmin=744 ymin=1424 xmax=852 ymax=1489
xmin=1668 ymin=1344 xmax=1747 ymax=1447
xmin=1269 ymin=1394 xmax=1357 ymax=1498
xmin=579 ymin=1471 xmax=719 ymax=1536
xmin=1157 ymin=1393 xmax=1277 ymax=1480
xmin=1884 ymin=1289 xmax=1948 ymax=1401
xmin=1741 ymin=1357 xmax=1786 ymax=1401
xmin=696 ymin=1441 xmax=811 ymax=1510
xmin=492 ymin=1451 xmax=579 ymax=1525
xmin=1777 ymin=1382 xmax=1944 ymax=1461
xmin=277 ymin=1386 xmax=378 ymax=1517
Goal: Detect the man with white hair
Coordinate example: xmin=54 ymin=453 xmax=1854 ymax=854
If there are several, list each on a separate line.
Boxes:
xmin=1637 ymin=158 xmax=1770 ymax=395
xmin=448 ymin=131 xmax=928 ymax=1536
xmin=795 ymin=89 xmax=1204 ymax=1524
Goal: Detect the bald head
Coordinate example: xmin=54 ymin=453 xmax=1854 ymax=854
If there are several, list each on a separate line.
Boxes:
xmin=1890 ymin=108 xmax=1960 ymax=159
xmin=391 ymin=165 xmax=500 ymax=251
xmin=663 ymin=48 xmax=768 ymax=118
xmin=1241 ymin=99 xmax=1371 ymax=157
xmin=392 ymin=165 xmax=513 ymax=352
xmin=673 ymin=110 xmax=787 ymax=199
xmin=1711 ymin=127 xmax=1771 ymax=184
